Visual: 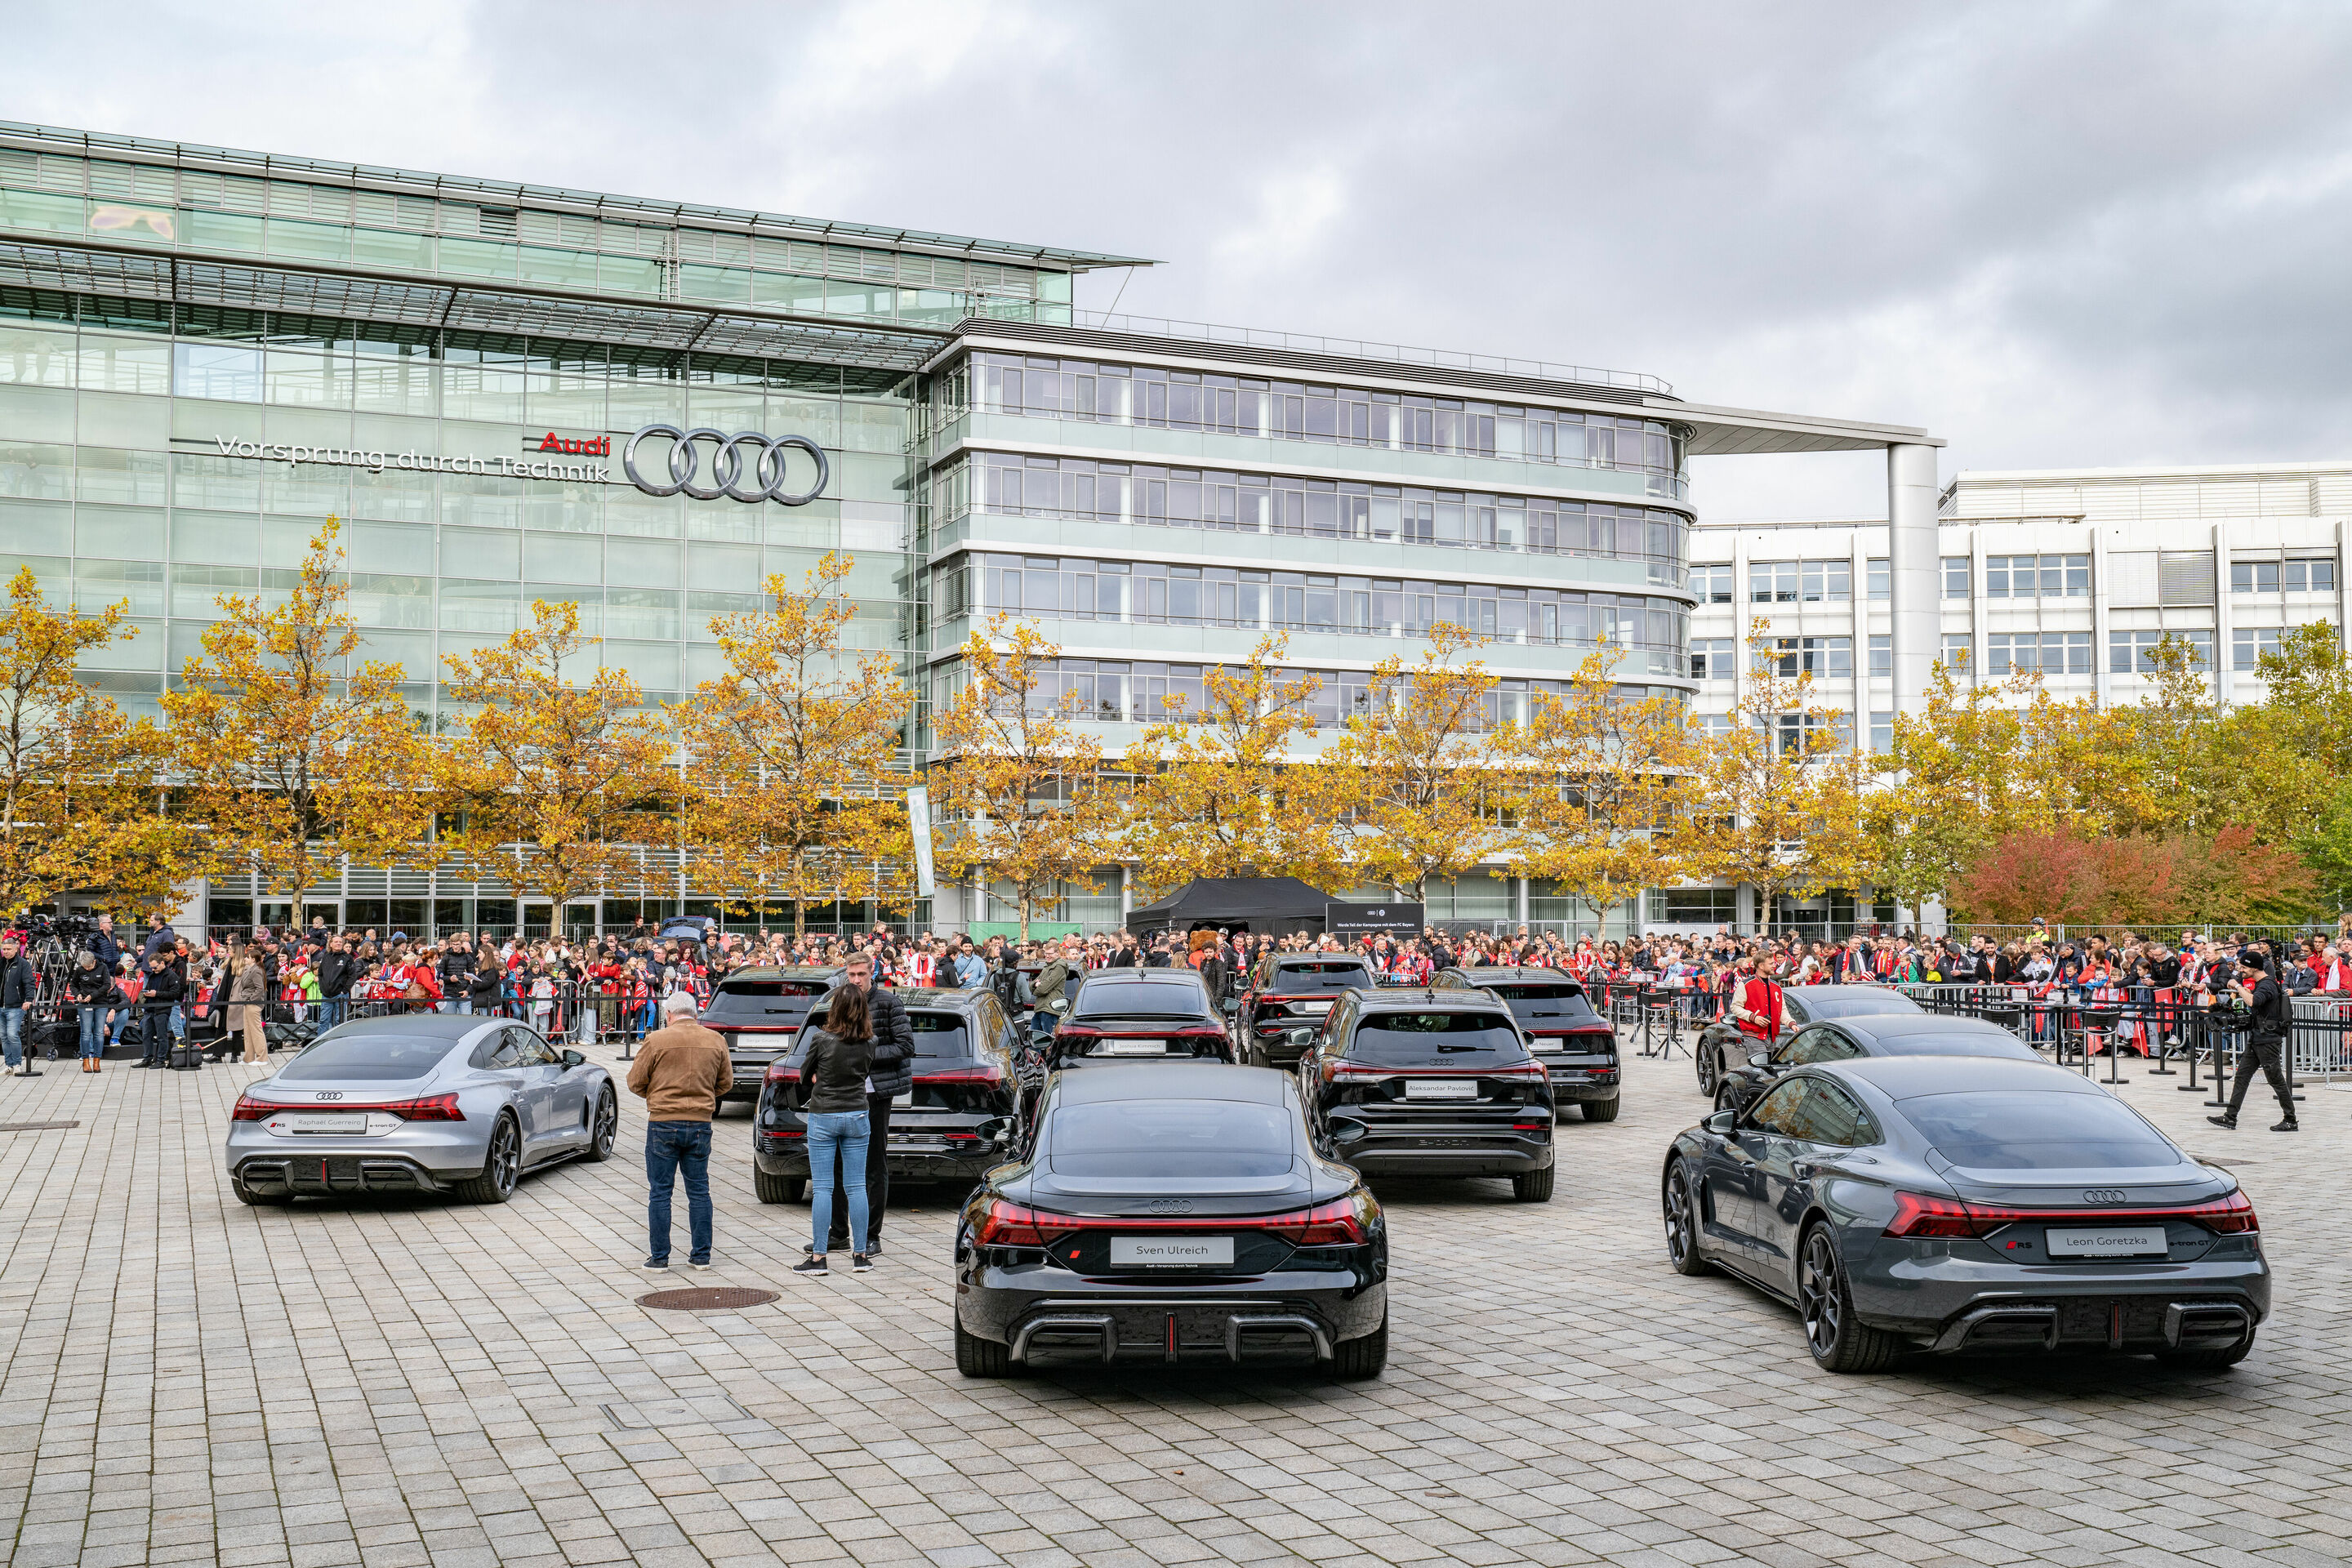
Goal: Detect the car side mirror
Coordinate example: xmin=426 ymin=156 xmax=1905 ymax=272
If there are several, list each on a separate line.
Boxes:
xmin=1704 ymin=1109 xmax=1738 ymax=1135
xmin=1747 ymin=1050 xmax=1771 ymax=1069
xmin=561 ymin=1049 xmax=586 ymax=1067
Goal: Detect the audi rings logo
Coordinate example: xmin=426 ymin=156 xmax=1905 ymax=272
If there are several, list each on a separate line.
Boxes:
xmin=314 ymin=1091 xmax=344 ymax=1102
xmin=621 ymin=424 xmax=829 ymax=506
xmin=2082 ymin=1188 xmax=2129 ymax=1204
xmin=1140 ymin=1198 xmax=1194 ymax=1214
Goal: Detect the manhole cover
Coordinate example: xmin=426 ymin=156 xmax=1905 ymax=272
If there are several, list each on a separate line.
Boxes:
xmin=635 ymin=1286 xmax=777 ymax=1312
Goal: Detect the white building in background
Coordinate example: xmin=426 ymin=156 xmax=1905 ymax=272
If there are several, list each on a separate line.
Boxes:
xmin=1660 ymin=459 xmax=2352 ymax=937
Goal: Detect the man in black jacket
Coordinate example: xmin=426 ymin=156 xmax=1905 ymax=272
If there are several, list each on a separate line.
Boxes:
xmin=0 ymin=935 xmax=35 ymax=1077
xmin=815 ymin=951 xmax=912 ymax=1257
xmin=2209 ymin=951 xmax=2296 ymax=1133
xmin=137 ymin=952 xmax=184 ymax=1069
xmin=316 ymin=937 xmax=352 ymax=1032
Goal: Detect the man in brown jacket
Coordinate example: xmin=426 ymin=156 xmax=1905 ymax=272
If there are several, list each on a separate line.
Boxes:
xmin=626 ymin=991 xmax=730 ymax=1271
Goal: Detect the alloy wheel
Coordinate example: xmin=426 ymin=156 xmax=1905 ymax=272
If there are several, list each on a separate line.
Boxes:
xmin=1798 ymin=1229 xmax=1842 ymax=1356
xmin=592 ymin=1090 xmax=617 ymax=1156
xmin=1664 ymin=1170 xmax=1696 ymax=1264
xmin=488 ymin=1117 xmax=520 ymax=1196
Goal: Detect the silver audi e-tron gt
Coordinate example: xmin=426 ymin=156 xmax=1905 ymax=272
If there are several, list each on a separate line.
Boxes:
xmin=225 ymin=1015 xmax=618 ymax=1205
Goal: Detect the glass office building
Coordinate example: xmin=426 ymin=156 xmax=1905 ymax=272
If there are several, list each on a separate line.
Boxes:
xmin=0 ymin=122 xmax=1930 ymax=935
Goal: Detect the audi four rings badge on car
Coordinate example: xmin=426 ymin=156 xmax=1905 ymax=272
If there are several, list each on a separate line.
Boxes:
xmin=621 ymin=424 xmax=830 ymax=505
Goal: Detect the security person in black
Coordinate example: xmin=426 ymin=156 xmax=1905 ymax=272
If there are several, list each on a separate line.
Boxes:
xmin=2209 ymin=950 xmax=2297 ymax=1132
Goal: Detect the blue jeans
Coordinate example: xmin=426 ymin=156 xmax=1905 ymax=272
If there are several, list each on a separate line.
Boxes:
xmin=316 ymin=996 xmax=347 ymax=1032
xmin=78 ymin=1004 xmax=106 ymax=1058
xmin=644 ymin=1120 xmax=714 ymax=1264
xmin=805 ymin=1109 xmax=871 ymax=1255
xmin=1 ymin=1008 xmax=21 ymax=1069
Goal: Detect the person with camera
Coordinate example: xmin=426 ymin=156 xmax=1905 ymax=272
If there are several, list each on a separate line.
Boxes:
xmin=135 ymin=951 xmax=183 ymax=1069
xmin=68 ymin=949 xmax=113 ymax=1071
xmin=2208 ymin=949 xmax=2297 ymax=1133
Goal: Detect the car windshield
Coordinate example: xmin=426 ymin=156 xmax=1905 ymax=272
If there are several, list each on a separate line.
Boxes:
xmin=1049 ymin=1098 xmax=1293 ymax=1177
xmin=1348 ymin=1013 xmax=1530 ymax=1067
xmin=706 ymin=980 xmax=825 ymax=1022
xmin=1270 ymin=962 xmax=1374 ymax=994
xmin=1900 ymin=1091 xmax=2183 ymax=1169
xmin=1877 ymin=1033 xmax=2038 ymax=1058
xmin=274 ymin=1036 xmax=454 ymax=1081
xmin=1075 ymin=982 xmax=1207 ymax=1019
xmin=1796 ymin=990 xmax=1923 ymax=1020
xmin=908 ymin=1013 xmax=972 ymax=1060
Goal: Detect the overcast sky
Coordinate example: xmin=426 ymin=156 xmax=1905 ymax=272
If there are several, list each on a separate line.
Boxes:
xmin=17 ymin=1 xmax=2352 ymax=519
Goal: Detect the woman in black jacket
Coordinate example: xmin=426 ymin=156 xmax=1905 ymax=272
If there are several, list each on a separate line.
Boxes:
xmin=794 ymin=983 xmax=876 ymax=1275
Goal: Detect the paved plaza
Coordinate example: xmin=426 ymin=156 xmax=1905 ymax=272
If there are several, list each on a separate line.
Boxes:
xmin=0 ymin=1038 xmax=2345 ymax=1568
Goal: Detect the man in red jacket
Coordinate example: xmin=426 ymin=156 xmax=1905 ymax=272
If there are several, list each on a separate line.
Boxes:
xmin=1728 ymin=958 xmax=1784 ymax=1046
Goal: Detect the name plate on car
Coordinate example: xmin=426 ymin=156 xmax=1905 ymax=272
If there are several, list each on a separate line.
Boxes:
xmin=1099 ymin=1040 xmax=1167 ymax=1055
xmin=1111 ymin=1236 xmax=1234 ymax=1267
xmin=272 ymin=1113 xmax=368 ymax=1134
xmin=2044 ymin=1227 xmax=2167 ymax=1258
xmin=1404 ymin=1080 xmax=1477 ymax=1100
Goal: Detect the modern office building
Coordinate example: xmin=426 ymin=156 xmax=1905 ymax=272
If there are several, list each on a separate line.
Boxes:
xmin=1667 ymin=459 xmax=2352 ymax=935
xmin=0 ymin=120 xmax=1938 ymax=937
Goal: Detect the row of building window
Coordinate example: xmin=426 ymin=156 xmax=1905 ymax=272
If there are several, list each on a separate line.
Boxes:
xmin=1694 ymin=624 xmax=2319 ymax=684
xmin=935 ymin=554 xmax=1688 ymax=666
xmin=943 ymin=353 xmax=1686 ymax=489
xmin=1695 ymin=551 xmax=2342 ymax=608
xmin=943 ymin=453 xmax=1690 ymax=581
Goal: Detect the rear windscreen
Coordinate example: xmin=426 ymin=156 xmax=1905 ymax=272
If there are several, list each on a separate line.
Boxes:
xmin=1049 ymin=1099 xmax=1292 ymax=1176
xmin=1798 ymin=990 xmax=1923 ymax=1019
xmin=1348 ymin=1013 xmax=1530 ymax=1067
xmin=1075 ymin=982 xmax=1208 ymax=1019
xmin=706 ymin=980 xmax=824 ymax=1022
xmin=275 ymin=1037 xmax=453 ymax=1081
xmin=1271 ymin=962 xmax=1374 ymax=994
xmin=1899 ymin=1092 xmax=2180 ymax=1169
xmin=908 ymin=1013 xmax=973 ymax=1060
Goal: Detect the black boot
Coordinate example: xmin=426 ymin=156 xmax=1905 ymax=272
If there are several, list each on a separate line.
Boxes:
xmin=2206 ymin=1113 xmax=2238 ymax=1129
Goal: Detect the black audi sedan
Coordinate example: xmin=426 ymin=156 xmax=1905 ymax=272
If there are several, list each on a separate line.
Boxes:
xmin=1434 ymin=965 xmax=1619 ymax=1121
xmin=1695 ymin=983 xmax=1923 ymax=1097
xmin=952 ymin=1065 xmax=1388 ymax=1379
xmin=705 ymin=965 xmax=845 ymax=1106
xmin=1711 ymin=1013 xmax=2039 ymax=1116
xmin=1662 ymin=1057 xmax=2267 ymax=1373
xmin=751 ymin=987 xmax=1023 ymax=1202
xmin=1236 ymin=954 xmax=1379 ymax=1069
xmin=1301 ymin=987 xmax=1557 ymax=1201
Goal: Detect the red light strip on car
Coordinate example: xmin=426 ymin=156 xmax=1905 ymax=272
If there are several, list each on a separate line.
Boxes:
xmin=971 ymin=1196 xmax=1369 ymax=1247
xmin=1884 ymin=1188 xmax=2257 ymax=1238
xmin=231 ymin=1093 xmax=464 ymax=1122
xmin=913 ymin=1067 xmax=1004 ymax=1085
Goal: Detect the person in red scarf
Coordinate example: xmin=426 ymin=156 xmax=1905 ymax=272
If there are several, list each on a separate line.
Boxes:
xmin=1727 ymin=958 xmax=1784 ymax=1046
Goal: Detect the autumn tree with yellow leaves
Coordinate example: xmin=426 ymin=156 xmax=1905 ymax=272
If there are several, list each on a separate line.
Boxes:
xmin=438 ymin=599 xmax=676 ymax=913
xmin=1512 ymin=643 xmax=1695 ymax=932
xmin=929 ymin=617 xmax=1114 ymax=940
xmin=163 ymin=519 xmax=430 ymax=917
xmin=1120 ymin=635 xmax=1352 ymax=898
xmin=0 ymin=568 xmax=185 ymax=916
xmin=675 ymin=552 xmax=914 ymax=935
xmin=1319 ymin=623 xmax=1511 ymax=902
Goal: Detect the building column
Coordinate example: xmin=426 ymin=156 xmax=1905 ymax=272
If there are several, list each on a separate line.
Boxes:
xmin=1118 ymin=864 xmax=1133 ymax=929
xmin=1515 ymin=875 xmax=1530 ymax=929
xmin=2091 ymin=524 xmax=2114 ymax=707
xmin=1887 ymin=443 xmax=1940 ymax=716
xmin=2213 ymin=522 xmax=2235 ymax=706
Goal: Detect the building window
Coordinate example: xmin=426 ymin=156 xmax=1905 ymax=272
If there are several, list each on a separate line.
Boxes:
xmin=1985 ymin=554 xmax=2091 ymax=599
xmin=1773 ymin=712 xmax=1832 ymax=755
xmin=1942 ymin=632 xmax=1973 ymax=674
xmin=172 ymin=341 xmax=263 ymax=402
xmin=2234 ymin=626 xmax=2284 ymax=670
xmin=1646 ymin=887 xmax=1737 ymax=926
xmin=1765 ymin=636 xmax=1851 ymax=679
xmin=2111 ymin=628 xmax=2214 ymax=674
xmin=1690 ymin=564 xmax=1733 ymax=604
xmin=2240 ymin=558 xmax=2340 ymax=594
xmin=2287 ymin=558 xmax=2336 ymax=593
xmin=1749 ymin=561 xmax=1797 ymax=604
xmin=1942 ymin=557 xmax=1970 ymax=599
xmin=2231 ymin=560 xmax=2279 ymax=595
xmin=1689 ymin=638 xmax=1735 ymax=681
xmin=1867 ymin=559 xmax=1889 ymax=600
xmin=1869 ymin=710 xmax=1892 ymax=752
xmin=1868 ymin=635 xmax=1891 ymax=678
xmin=1987 ymin=631 xmax=2091 ymax=675
xmin=1799 ymin=559 xmax=1851 ymax=602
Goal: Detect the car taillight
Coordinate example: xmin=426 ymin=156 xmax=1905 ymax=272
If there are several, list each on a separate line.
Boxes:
xmin=1329 ymin=1063 xmax=1389 ymax=1081
xmin=764 ymin=1059 xmax=796 ymax=1081
xmin=1494 ymin=1061 xmax=1552 ymax=1081
xmin=971 ymin=1198 xmax=1060 ymax=1247
xmin=233 ymin=1092 xmax=463 ymax=1121
xmin=916 ymin=1067 xmax=1003 ymax=1086
xmin=1885 ymin=1188 xmax=2259 ymax=1238
xmin=1259 ymin=1194 xmax=1374 ymax=1245
xmin=231 ymin=1095 xmax=277 ymax=1120
xmin=1055 ymin=1026 xmax=1102 ymax=1041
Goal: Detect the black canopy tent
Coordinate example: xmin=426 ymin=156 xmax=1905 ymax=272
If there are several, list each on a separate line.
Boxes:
xmin=1126 ymin=877 xmax=1338 ymax=938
